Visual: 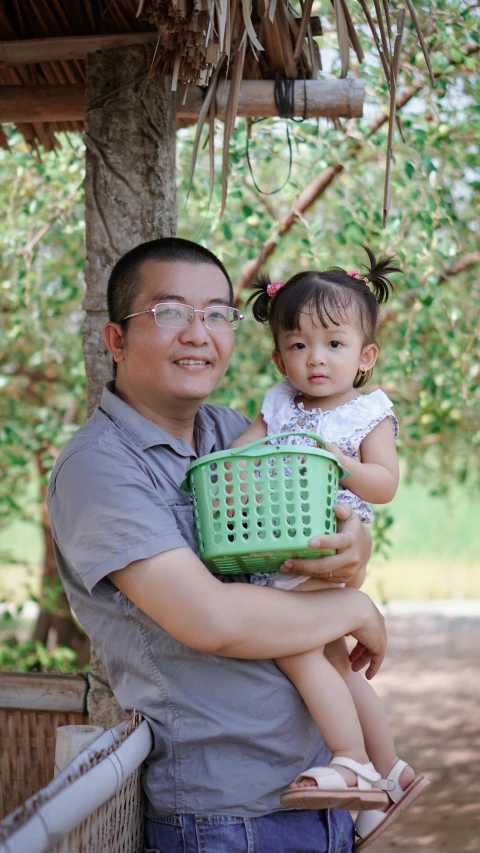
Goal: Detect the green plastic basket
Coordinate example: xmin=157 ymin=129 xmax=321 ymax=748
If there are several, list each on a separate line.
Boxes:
xmin=182 ymin=431 xmax=349 ymax=574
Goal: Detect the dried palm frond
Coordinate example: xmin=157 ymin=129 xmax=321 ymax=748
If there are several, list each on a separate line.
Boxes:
xmin=339 ymin=0 xmax=364 ymax=64
xmin=186 ymin=54 xmax=226 ymax=201
xmin=333 ymin=0 xmax=349 ymax=78
xmin=242 ymin=0 xmax=264 ymax=53
xmin=267 ymin=0 xmax=279 ymax=24
xmin=293 ymin=0 xmax=314 ymax=61
xmin=356 ymin=0 xmax=404 ymax=141
xmin=382 ymin=0 xmax=392 ymax=39
xmin=276 ymin=0 xmax=297 ymax=77
xmin=373 ymin=0 xmax=391 ymax=70
xmin=357 ymin=0 xmax=391 ymax=83
xmin=383 ymin=8 xmax=405 ymax=226
xmin=221 ymin=31 xmax=247 ymax=214
xmin=404 ymin=0 xmax=435 ymax=86
xmin=208 ymin=87 xmax=216 ymax=208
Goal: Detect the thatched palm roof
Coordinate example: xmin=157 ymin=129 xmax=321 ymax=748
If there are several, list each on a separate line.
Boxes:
xmin=0 ymin=1 xmax=433 ymax=146
xmin=0 ymin=1 xmax=434 ymax=218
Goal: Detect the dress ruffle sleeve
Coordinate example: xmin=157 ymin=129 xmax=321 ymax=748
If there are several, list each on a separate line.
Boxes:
xmin=261 ymin=380 xmax=297 ymax=435
xmin=318 ymin=389 xmax=399 ymax=448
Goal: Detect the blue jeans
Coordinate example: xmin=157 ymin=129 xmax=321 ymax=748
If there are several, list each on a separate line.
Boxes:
xmin=144 ymin=809 xmax=354 ymax=853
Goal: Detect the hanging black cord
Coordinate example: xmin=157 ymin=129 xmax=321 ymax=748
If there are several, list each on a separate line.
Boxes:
xmin=246 ymin=121 xmax=293 ymax=196
xmin=245 ymin=72 xmax=309 ymax=196
xmin=246 ymin=73 xmax=294 ymax=196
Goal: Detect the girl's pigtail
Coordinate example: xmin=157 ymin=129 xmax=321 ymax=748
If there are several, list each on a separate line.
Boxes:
xmin=363 ymin=245 xmax=402 ymax=305
xmin=246 ymin=273 xmax=273 ymax=323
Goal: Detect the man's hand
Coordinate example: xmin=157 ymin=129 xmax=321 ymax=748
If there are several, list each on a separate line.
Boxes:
xmin=279 ymin=503 xmax=372 ymax=585
xmin=348 ymin=596 xmax=387 ymax=679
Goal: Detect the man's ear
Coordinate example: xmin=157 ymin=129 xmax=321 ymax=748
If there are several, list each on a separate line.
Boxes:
xmin=103 ymin=322 xmax=126 ymax=364
xmin=359 ymin=342 xmax=379 ymax=374
xmin=272 ymin=349 xmax=287 ymax=377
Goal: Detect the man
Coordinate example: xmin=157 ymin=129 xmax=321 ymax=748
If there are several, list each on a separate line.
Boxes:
xmin=48 ymin=238 xmax=385 ymax=853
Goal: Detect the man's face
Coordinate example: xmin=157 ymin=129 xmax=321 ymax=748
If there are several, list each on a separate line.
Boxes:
xmin=116 ymin=261 xmax=235 ymax=411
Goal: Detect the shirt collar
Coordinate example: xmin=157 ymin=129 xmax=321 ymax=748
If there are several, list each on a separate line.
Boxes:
xmin=99 ymin=382 xmax=216 ymax=458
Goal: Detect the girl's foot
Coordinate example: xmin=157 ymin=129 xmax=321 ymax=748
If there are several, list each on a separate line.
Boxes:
xmin=288 ymin=758 xmax=415 ymax=800
xmin=280 ymin=757 xmax=389 ymax=812
xmin=379 ymin=760 xmax=415 ymax=810
xmin=355 ymin=760 xmax=430 ymax=851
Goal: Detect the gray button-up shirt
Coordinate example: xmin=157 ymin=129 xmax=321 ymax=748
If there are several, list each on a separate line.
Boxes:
xmin=48 ymin=383 xmax=328 ymax=817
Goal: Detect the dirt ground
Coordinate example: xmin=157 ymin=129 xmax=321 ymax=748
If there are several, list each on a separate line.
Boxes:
xmin=367 ymin=613 xmax=480 ymax=853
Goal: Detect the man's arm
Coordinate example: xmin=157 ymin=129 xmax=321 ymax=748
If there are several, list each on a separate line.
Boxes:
xmin=110 ymin=544 xmax=386 ymax=679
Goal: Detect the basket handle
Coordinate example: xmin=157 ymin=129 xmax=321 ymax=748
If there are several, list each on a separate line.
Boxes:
xmin=229 ymin=430 xmax=326 ymax=456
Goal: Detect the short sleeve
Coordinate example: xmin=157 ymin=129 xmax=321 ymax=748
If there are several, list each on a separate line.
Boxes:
xmin=364 ymin=390 xmax=399 ymax=440
xmin=261 ymin=381 xmax=297 ymax=435
xmin=318 ymin=389 xmax=398 ymax=448
xmin=49 ymin=446 xmax=187 ymax=599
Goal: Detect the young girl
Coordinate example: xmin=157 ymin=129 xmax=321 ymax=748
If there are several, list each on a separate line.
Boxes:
xmin=230 ymin=248 xmax=428 ymax=849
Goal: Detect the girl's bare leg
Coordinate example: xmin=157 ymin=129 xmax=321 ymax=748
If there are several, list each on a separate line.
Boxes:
xmin=289 ymin=578 xmax=415 ymax=794
xmin=275 ymin=645 xmax=370 ymax=788
xmin=324 ymin=640 xmax=393 ymax=772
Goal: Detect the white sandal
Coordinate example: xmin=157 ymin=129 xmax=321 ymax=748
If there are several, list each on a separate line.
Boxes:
xmin=355 ymin=759 xmax=430 ymax=850
xmin=280 ymin=757 xmax=389 ymax=812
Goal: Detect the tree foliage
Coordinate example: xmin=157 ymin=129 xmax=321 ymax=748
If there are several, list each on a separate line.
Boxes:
xmin=0 ymin=137 xmax=86 ymax=526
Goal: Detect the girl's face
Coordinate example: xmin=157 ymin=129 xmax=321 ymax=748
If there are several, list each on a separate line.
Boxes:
xmin=273 ymin=305 xmax=378 ymax=405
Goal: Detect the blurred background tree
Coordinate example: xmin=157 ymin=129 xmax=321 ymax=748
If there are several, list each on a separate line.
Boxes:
xmin=0 ymin=140 xmax=89 ymax=664
xmin=0 ymin=0 xmax=478 ymax=669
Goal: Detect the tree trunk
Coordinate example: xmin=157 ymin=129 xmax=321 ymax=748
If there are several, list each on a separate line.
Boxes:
xmin=83 ymin=45 xmax=176 ymax=725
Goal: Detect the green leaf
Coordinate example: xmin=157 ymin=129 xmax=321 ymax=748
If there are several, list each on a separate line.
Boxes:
xmin=405 ymin=161 xmax=415 ymax=179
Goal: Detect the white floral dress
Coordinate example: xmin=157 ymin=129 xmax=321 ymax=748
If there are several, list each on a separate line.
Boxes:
xmin=251 ymin=380 xmax=398 ymax=588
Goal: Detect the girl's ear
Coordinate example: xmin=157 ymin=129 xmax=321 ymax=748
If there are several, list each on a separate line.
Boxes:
xmin=359 ymin=342 xmax=379 ymax=374
xmin=272 ymin=349 xmax=287 ymax=377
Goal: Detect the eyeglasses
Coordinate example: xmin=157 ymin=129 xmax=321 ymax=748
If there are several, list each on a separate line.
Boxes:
xmin=122 ymin=302 xmax=244 ymax=332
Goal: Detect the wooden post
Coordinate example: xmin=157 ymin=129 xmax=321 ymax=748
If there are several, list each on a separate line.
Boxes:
xmin=83 ymin=44 xmax=176 ymax=725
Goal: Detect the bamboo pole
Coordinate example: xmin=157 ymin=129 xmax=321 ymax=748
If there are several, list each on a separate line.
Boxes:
xmin=0 ymin=34 xmax=158 ymax=65
xmin=0 ymin=672 xmax=87 ymax=713
xmin=0 ymin=78 xmax=364 ymax=123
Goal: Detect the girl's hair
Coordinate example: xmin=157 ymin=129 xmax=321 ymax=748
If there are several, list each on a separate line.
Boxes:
xmin=247 ymin=246 xmax=401 ymax=388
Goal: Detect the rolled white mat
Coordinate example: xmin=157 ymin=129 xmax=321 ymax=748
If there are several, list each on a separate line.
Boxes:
xmin=54 ymin=724 xmax=104 ymax=776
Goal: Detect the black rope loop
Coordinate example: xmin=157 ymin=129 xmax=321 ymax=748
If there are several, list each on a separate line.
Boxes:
xmin=274 ymin=72 xmax=296 ymax=118
xmin=245 ymin=71 xmax=309 ymax=195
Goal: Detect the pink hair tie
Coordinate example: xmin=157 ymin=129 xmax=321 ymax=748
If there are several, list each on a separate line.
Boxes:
xmin=267 ymin=280 xmax=285 ymax=298
xmin=348 ymin=269 xmax=370 ymax=283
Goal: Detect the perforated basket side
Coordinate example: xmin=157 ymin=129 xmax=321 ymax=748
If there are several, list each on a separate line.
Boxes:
xmin=189 ymin=449 xmax=340 ymax=573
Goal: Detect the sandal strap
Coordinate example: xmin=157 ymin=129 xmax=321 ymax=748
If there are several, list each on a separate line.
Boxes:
xmin=330 ymin=757 xmax=381 ymax=789
xmin=293 ymin=766 xmax=348 ymax=790
xmin=377 ymin=759 xmax=408 ymax=804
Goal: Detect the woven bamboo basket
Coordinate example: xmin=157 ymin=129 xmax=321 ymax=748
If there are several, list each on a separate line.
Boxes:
xmin=0 ymin=673 xmax=88 ymax=820
xmin=48 ymin=763 xmax=144 ymax=853
xmin=0 ymin=716 xmax=152 ymax=853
